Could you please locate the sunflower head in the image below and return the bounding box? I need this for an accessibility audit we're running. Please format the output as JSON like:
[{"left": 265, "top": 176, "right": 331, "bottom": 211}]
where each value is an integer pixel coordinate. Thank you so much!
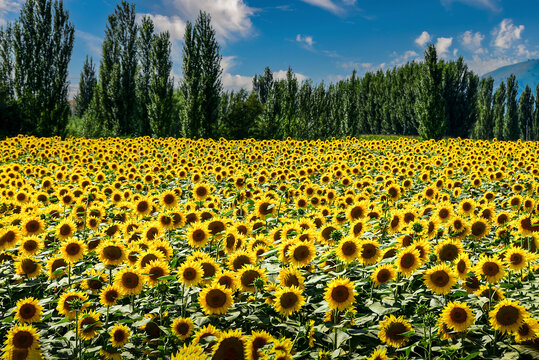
[
  {"left": 377, "top": 314, "right": 413, "bottom": 348},
  {"left": 171, "top": 317, "right": 194, "bottom": 340},
  {"left": 324, "top": 277, "right": 356, "bottom": 311},
  {"left": 14, "top": 297, "right": 43, "bottom": 324},
  {"left": 110, "top": 323, "right": 131, "bottom": 348}
]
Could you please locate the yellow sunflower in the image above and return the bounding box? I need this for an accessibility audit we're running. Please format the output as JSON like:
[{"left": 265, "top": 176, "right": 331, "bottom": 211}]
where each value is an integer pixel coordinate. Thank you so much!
[
  {"left": 211, "top": 329, "right": 246, "bottom": 360},
  {"left": 514, "top": 317, "right": 539, "bottom": 343},
  {"left": 377, "top": 314, "right": 413, "bottom": 348},
  {"left": 177, "top": 260, "right": 203, "bottom": 287},
  {"left": 78, "top": 310, "right": 101, "bottom": 340},
  {"left": 228, "top": 250, "right": 256, "bottom": 271},
  {"left": 60, "top": 238, "right": 87, "bottom": 263},
  {"left": 110, "top": 323, "right": 131, "bottom": 347},
  {"left": 98, "top": 240, "right": 126, "bottom": 267},
  {"left": 55, "top": 218, "right": 77, "bottom": 240},
  {"left": 287, "top": 241, "right": 316, "bottom": 268},
  {"left": 475, "top": 255, "right": 506, "bottom": 284},
  {"left": 424, "top": 263, "right": 457, "bottom": 295},
  {"left": 247, "top": 330, "right": 274, "bottom": 360},
  {"left": 273, "top": 286, "right": 305, "bottom": 317},
  {"left": 15, "top": 256, "right": 42, "bottom": 278},
  {"left": 18, "top": 236, "right": 44, "bottom": 256},
  {"left": 468, "top": 218, "right": 491, "bottom": 239},
  {"left": 453, "top": 254, "right": 471, "bottom": 279},
  {"left": 278, "top": 267, "right": 305, "bottom": 289},
  {"left": 199, "top": 283, "right": 233, "bottom": 315},
  {"left": 57, "top": 290, "right": 89, "bottom": 319},
  {"left": 0, "top": 226, "right": 21, "bottom": 251},
  {"left": 440, "top": 301, "right": 475, "bottom": 332},
  {"left": 160, "top": 190, "right": 178, "bottom": 209},
  {"left": 187, "top": 222, "right": 210, "bottom": 248},
  {"left": 5, "top": 323, "right": 40, "bottom": 351},
  {"left": 371, "top": 264, "right": 396, "bottom": 287},
  {"left": 367, "top": 347, "right": 388, "bottom": 360},
  {"left": 21, "top": 216, "right": 44, "bottom": 236},
  {"left": 238, "top": 265, "right": 267, "bottom": 292},
  {"left": 335, "top": 236, "right": 360, "bottom": 263},
  {"left": 114, "top": 267, "right": 145, "bottom": 296},
  {"left": 100, "top": 284, "right": 121, "bottom": 307},
  {"left": 504, "top": 246, "right": 529, "bottom": 272},
  {"left": 144, "top": 259, "right": 170, "bottom": 287},
  {"left": 171, "top": 317, "right": 194, "bottom": 340},
  {"left": 14, "top": 297, "right": 43, "bottom": 324},
  {"left": 435, "top": 239, "right": 463, "bottom": 263},
  {"left": 192, "top": 183, "right": 211, "bottom": 201},
  {"left": 396, "top": 247, "right": 421, "bottom": 277},
  {"left": 358, "top": 239, "right": 381, "bottom": 265},
  {"left": 489, "top": 299, "right": 529, "bottom": 333},
  {"left": 324, "top": 277, "right": 356, "bottom": 311}
]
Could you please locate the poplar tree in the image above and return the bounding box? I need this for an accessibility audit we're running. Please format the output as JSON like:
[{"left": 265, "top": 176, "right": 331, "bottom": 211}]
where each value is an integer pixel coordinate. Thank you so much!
[
  {"left": 74, "top": 56, "right": 97, "bottom": 117},
  {"left": 253, "top": 67, "right": 273, "bottom": 104},
  {"left": 6, "top": 0, "right": 74, "bottom": 136},
  {"left": 473, "top": 77, "right": 494, "bottom": 139},
  {"left": 148, "top": 31, "right": 174, "bottom": 138},
  {"left": 137, "top": 16, "right": 154, "bottom": 136},
  {"left": 503, "top": 74, "right": 519, "bottom": 140},
  {"left": 533, "top": 84, "right": 539, "bottom": 141},
  {"left": 415, "top": 44, "right": 445, "bottom": 140},
  {"left": 492, "top": 81, "right": 506, "bottom": 140},
  {"left": 182, "top": 21, "right": 201, "bottom": 138},
  {"left": 518, "top": 85, "right": 534, "bottom": 141}
]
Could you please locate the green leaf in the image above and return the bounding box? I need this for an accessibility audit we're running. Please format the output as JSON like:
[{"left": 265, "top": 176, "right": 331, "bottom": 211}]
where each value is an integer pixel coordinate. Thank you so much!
[{"left": 462, "top": 352, "right": 480, "bottom": 360}]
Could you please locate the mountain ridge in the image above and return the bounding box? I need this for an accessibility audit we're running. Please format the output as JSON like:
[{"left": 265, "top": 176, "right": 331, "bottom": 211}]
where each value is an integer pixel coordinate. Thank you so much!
[{"left": 482, "top": 59, "right": 539, "bottom": 94}]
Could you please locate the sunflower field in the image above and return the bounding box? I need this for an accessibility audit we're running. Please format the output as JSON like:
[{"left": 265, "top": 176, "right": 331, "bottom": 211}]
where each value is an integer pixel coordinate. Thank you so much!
[{"left": 0, "top": 135, "right": 538, "bottom": 360}]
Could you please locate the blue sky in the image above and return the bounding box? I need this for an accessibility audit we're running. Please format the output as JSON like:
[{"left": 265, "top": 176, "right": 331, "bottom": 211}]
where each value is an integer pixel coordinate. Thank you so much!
[{"left": 1, "top": 0, "right": 538, "bottom": 95}]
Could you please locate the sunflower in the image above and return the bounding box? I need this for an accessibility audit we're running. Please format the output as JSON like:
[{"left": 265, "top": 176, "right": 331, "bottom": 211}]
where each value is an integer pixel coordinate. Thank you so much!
[
  {"left": 495, "top": 211, "right": 512, "bottom": 226},
  {"left": 15, "top": 256, "right": 42, "bottom": 279},
  {"left": 46, "top": 256, "right": 68, "bottom": 280},
  {"left": 187, "top": 222, "right": 210, "bottom": 249},
  {"left": 476, "top": 285, "right": 505, "bottom": 302},
  {"left": 100, "top": 284, "right": 121, "bottom": 307},
  {"left": 489, "top": 299, "right": 530, "bottom": 333},
  {"left": 377, "top": 315, "right": 413, "bottom": 348},
  {"left": 238, "top": 265, "right": 267, "bottom": 292},
  {"left": 435, "top": 239, "right": 463, "bottom": 263},
  {"left": 215, "top": 271, "right": 238, "bottom": 291},
  {"left": 228, "top": 250, "right": 256, "bottom": 271},
  {"left": 440, "top": 301, "right": 475, "bottom": 332},
  {"left": 199, "top": 283, "right": 234, "bottom": 315},
  {"left": 396, "top": 247, "right": 421, "bottom": 277},
  {"left": 475, "top": 255, "right": 506, "bottom": 284},
  {"left": 278, "top": 267, "right": 305, "bottom": 289},
  {"left": 324, "top": 277, "right": 356, "bottom": 311},
  {"left": 98, "top": 240, "right": 126, "bottom": 267},
  {"left": 437, "top": 318, "right": 456, "bottom": 340},
  {"left": 114, "top": 267, "right": 145, "bottom": 296},
  {"left": 462, "top": 274, "right": 482, "bottom": 293},
  {"left": 212, "top": 329, "right": 246, "bottom": 360},
  {"left": 350, "top": 220, "right": 366, "bottom": 238},
  {"left": 192, "top": 323, "right": 221, "bottom": 346},
  {"left": 57, "top": 290, "right": 89, "bottom": 319},
  {"left": 110, "top": 323, "right": 131, "bottom": 347},
  {"left": 18, "top": 236, "right": 44, "bottom": 256},
  {"left": 192, "top": 183, "right": 211, "bottom": 201},
  {"left": 367, "top": 347, "right": 388, "bottom": 360},
  {"left": 5, "top": 323, "right": 40, "bottom": 351},
  {"left": 458, "top": 198, "right": 477, "bottom": 216},
  {"left": 14, "top": 297, "right": 43, "bottom": 324},
  {"left": 247, "top": 330, "right": 273, "bottom": 360},
  {"left": 346, "top": 202, "right": 367, "bottom": 222},
  {"left": 171, "top": 344, "right": 209, "bottom": 360},
  {"left": 60, "top": 238, "right": 86, "bottom": 263},
  {"left": 78, "top": 310, "right": 101, "bottom": 340},
  {"left": 453, "top": 254, "right": 471, "bottom": 279},
  {"left": 514, "top": 317, "right": 539, "bottom": 343},
  {"left": 171, "top": 317, "right": 194, "bottom": 340},
  {"left": 0, "top": 226, "right": 21, "bottom": 251},
  {"left": 287, "top": 241, "right": 316, "bottom": 268},
  {"left": 55, "top": 218, "right": 77, "bottom": 240},
  {"left": 134, "top": 197, "right": 152, "bottom": 216},
  {"left": 371, "top": 264, "right": 396, "bottom": 287},
  {"left": 254, "top": 199, "right": 276, "bottom": 219},
  {"left": 468, "top": 218, "right": 491, "bottom": 239},
  {"left": 387, "top": 211, "right": 403, "bottom": 234},
  {"left": 435, "top": 203, "right": 453, "bottom": 223},
  {"left": 424, "top": 263, "right": 457, "bottom": 295},
  {"left": 178, "top": 260, "right": 203, "bottom": 287},
  {"left": 144, "top": 259, "right": 170, "bottom": 287},
  {"left": 160, "top": 191, "right": 178, "bottom": 209},
  {"left": 81, "top": 268, "right": 108, "bottom": 294},
  {"left": 515, "top": 215, "right": 539, "bottom": 236},
  {"left": 448, "top": 216, "right": 469, "bottom": 239},
  {"left": 273, "top": 286, "right": 305, "bottom": 317},
  {"left": 504, "top": 246, "right": 529, "bottom": 272},
  {"left": 358, "top": 239, "right": 381, "bottom": 266},
  {"left": 335, "top": 236, "right": 360, "bottom": 263},
  {"left": 21, "top": 216, "right": 44, "bottom": 236}
]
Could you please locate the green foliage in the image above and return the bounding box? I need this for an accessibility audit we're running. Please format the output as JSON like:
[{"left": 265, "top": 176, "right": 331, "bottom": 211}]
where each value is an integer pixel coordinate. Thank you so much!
[
  {"left": 415, "top": 44, "right": 446, "bottom": 140},
  {"left": 136, "top": 16, "right": 155, "bottom": 136},
  {"left": 74, "top": 56, "right": 96, "bottom": 118},
  {"left": 518, "top": 84, "right": 534, "bottom": 141},
  {"left": 219, "top": 89, "right": 263, "bottom": 139},
  {"left": 492, "top": 81, "right": 506, "bottom": 139},
  {"left": 472, "top": 77, "right": 494, "bottom": 139},
  {"left": 534, "top": 84, "right": 539, "bottom": 141},
  {"left": 503, "top": 74, "right": 519, "bottom": 140}
]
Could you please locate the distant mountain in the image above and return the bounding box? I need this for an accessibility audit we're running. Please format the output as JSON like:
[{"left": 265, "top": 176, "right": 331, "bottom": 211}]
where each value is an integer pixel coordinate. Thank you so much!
[{"left": 482, "top": 59, "right": 539, "bottom": 95}]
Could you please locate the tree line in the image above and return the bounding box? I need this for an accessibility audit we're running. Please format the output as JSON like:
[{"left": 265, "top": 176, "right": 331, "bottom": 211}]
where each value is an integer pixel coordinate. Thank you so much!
[{"left": 1, "top": 0, "right": 538, "bottom": 141}]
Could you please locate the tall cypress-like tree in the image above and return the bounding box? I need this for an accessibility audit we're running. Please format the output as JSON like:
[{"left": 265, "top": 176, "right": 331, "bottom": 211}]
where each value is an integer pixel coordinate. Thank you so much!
[
  {"left": 8, "top": 0, "right": 74, "bottom": 136},
  {"left": 503, "top": 74, "right": 519, "bottom": 140},
  {"left": 196, "top": 11, "right": 222, "bottom": 138},
  {"left": 253, "top": 67, "right": 273, "bottom": 104},
  {"left": 94, "top": 0, "right": 138, "bottom": 136},
  {"left": 137, "top": 16, "right": 154, "bottom": 136},
  {"left": 182, "top": 21, "right": 200, "bottom": 138},
  {"left": 533, "top": 84, "right": 539, "bottom": 141},
  {"left": 148, "top": 31, "right": 174, "bottom": 138},
  {"left": 518, "top": 85, "right": 534, "bottom": 141},
  {"left": 415, "top": 44, "right": 445, "bottom": 140},
  {"left": 74, "top": 56, "right": 97, "bottom": 117},
  {"left": 473, "top": 77, "right": 494, "bottom": 139},
  {"left": 492, "top": 81, "right": 505, "bottom": 139},
  {"left": 0, "top": 25, "right": 20, "bottom": 137}
]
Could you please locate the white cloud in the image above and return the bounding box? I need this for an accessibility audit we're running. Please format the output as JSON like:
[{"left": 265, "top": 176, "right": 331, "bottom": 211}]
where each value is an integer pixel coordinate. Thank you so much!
[
  {"left": 273, "top": 69, "right": 308, "bottom": 83},
  {"left": 165, "top": 0, "right": 256, "bottom": 42},
  {"left": 415, "top": 31, "right": 431, "bottom": 47},
  {"left": 390, "top": 50, "right": 420, "bottom": 66},
  {"left": 466, "top": 54, "right": 517, "bottom": 75},
  {"left": 296, "top": 34, "right": 315, "bottom": 49},
  {"left": 0, "top": 0, "right": 22, "bottom": 25},
  {"left": 493, "top": 19, "right": 524, "bottom": 50},
  {"left": 138, "top": 14, "right": 186, "bottom": 42},
  {"left": 299, "top": 0, "right": 342, "bottom": 15},
  {"left": 516, "top": 44, "right": 539, "bottom": 59},
  {"left": 461, "top": 30, "right": 484, "bottom": 53},
  {"left": 77, "top": 30, "right": 102, "bottom": 57},
  {"left": 435, "top": 37, "right": 453, "bottom": 57},
  {"left": 220, "top": 55, "right": 253, "bottom": 90},
  {"left": 440, "top": 0, "right": 501, "bottom": 12}
]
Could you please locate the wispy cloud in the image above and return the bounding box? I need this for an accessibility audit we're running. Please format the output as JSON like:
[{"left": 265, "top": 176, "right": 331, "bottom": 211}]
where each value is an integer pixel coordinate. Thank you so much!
[
  {"left": 435, "top": 37, "right": 453, "bottom": 57},
  {"left": 441, "top": 0, "right": 501, "bottom": 12},
  {"left": 493, "top": 19, "right": 524, "bottom": 50},
  {"left": 415, "top": 31, "right": 431, "bottom": 47},
  {"left": 296, "top": 34, "right": 315, "bottom": 50},
  {"left": 461, "top": 30, "right": 485, "bottom": 53},
  {"left": 0, "top": 0, "right": 22, "bottom": 25},
  {"left": 273, "top": 69, "right": 308, "bottom": 83},
  {"left": 299, "top": 0, "right": 342, "bottom": 15},
  {"left": 77, "top": 30, "right": 103, "bottom": 57}
]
